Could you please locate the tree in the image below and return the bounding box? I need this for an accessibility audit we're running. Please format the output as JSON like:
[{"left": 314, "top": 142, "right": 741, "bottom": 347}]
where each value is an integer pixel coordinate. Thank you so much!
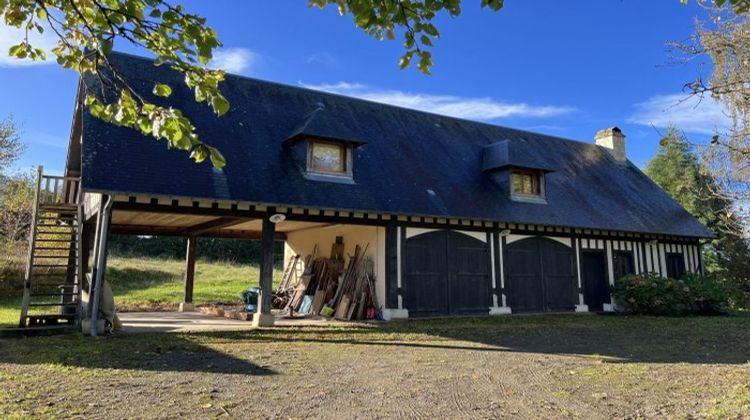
[
  {"left": 0, "top": 171, "right": 34, "bottom": 242},
  {"left": 0, "top": 117, "right": 25, "bottom": 173},
  {"left": 646, "top": 127, "right": 750, "bottom": 291},
  {"left": 673, "top": 3, "right": 750, "bottom": 230},
  {"left": 0, "top": 118, "right": 33, "bottom": 244}
]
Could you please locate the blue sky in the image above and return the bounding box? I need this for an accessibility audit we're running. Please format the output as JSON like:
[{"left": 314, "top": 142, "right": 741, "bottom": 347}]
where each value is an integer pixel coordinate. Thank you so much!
[{"left": 0, "top": 0, "right": 730, "bottom": 174}]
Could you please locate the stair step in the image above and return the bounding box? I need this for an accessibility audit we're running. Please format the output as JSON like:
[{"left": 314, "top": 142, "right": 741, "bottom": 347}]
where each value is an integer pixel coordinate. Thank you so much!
[
  {"left": 22, "top": 314, "right": 76, "bottom": 328},
  {"left": 31, "top": 274, "right": 75, "bottom": 279},
  {"left": 27, "top": 302, "right": 77, "bottom": 307},
  {"left": 33, "top": 239, "right": 76, "bottom": 243},
  {"left": 30, "top": 292, "right": 78, "bottom": 297},
  {"left": 31, "top": 283, "right": 77, "bottom": 288},
  {"left": 38, "top": 204, "right": 79, "bottom": 210},
  {"left": 32, "top": 263, "right": 77, "bottom": 267},
  {"left": 35, "top": 247, "right": 77, "bottom": 251}
]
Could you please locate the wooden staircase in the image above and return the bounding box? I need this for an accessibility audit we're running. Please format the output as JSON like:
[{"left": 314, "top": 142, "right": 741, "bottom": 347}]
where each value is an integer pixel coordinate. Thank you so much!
[{"left": 18, "top": 167, "right": 83, "bottom": 328}]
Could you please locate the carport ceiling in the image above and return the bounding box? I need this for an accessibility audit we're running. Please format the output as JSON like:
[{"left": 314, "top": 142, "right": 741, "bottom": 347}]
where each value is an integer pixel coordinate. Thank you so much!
[{"left": 110, "top": 210, "right": 329, "bottom": 238}]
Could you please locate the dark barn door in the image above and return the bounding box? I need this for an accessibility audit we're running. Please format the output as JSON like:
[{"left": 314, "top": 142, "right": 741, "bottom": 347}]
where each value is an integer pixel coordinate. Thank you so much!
[
  {"left": 504, "top": 237, "right": 576, "bottom": 313},
  {"left": 581, "top": 251, "right": 610, "bottom": 312},
  {"left": 504, "top": 238, "right": 544, "bottom": 312},
  {"left": 449, "top": 232, "right": 492, "bottom": 314},
  {"left": 403, "top": 230, "right": 491, "bottom": 316}
]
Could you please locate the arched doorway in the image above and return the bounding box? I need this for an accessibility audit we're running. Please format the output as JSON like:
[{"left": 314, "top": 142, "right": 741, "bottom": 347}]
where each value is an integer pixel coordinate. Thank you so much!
[
  {"left": 504, "top": 237, "right": 577, "bottom": 313},
  {"left": 403, "top": 230, "right": 491, "bottom": 317}
]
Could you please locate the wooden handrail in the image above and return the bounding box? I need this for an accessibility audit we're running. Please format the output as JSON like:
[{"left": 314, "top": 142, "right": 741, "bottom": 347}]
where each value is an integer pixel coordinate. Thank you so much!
[{"left": 37, "top": 168, "right": 82, "bottom": 206}]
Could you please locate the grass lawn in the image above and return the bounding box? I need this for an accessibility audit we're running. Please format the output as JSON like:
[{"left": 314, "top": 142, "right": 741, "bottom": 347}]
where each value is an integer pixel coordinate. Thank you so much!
[
  {"left": 106, "top": 256, "right": 282, "bottom": 311},
  {"left": 1, "top": 314, "right": 749, "bottom": 418},
  {"left": 0, "top": 256, "right": 282, "bottom": 326}
]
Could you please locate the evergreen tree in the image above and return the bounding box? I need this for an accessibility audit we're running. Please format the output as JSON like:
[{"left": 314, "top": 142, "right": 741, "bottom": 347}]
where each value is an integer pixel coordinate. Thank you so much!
[{"left": 645, "top": 127, "right": 750, "bottom": 291}]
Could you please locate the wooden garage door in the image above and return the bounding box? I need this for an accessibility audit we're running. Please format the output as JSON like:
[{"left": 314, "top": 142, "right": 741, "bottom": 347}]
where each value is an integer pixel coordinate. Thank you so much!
[
  {"left": 505, "top": 237, "right": 577, "bottom": 313},
  {"left": 404, "top": 230, "right": 491, "bottom": 317}
]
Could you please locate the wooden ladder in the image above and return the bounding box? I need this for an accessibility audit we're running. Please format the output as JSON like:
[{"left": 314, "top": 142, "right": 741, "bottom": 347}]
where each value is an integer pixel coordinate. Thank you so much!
[{"left": 18, "top": 167, "right": 84, "bottom": 328}]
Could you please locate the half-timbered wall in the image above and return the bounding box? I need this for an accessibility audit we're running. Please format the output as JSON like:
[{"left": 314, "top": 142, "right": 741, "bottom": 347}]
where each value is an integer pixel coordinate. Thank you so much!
[
  {"left": 101, "top": 193, "right": 704, "bottom": 318},
  {"left": 385, "top": 226, "right": 703, "bottom": 317}
]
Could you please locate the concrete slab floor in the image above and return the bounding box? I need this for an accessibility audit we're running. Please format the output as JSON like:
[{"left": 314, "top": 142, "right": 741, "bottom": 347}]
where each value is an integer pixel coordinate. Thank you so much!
[{"left": 118, "top": 310, "right": 359, "bottom": 333}]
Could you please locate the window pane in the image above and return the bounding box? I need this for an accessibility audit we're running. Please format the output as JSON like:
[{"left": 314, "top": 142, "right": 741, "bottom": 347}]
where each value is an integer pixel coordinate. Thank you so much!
[
  {"left": 522, "top": 174, "right": 533, "bottom": 194},
  {"left": 512, "top": 174, "right": 523, "bottom": 194},
  {"left": 511, "top": 171, "right": 541, "bottom": 196},
  {"left": 311, "top": 142, "right": 344, "bottom": 173}
]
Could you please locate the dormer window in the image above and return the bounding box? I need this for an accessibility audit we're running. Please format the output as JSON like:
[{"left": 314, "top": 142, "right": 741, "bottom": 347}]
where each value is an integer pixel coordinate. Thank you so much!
[
  {"left": 310, "top": 140, "right": 346, "bottom": 174},
  {"left": 511, "top": 169, "right": 545, "bottom": 200},
  {"left": 305, "top": 139, "right": 353, "bottom": 180}
]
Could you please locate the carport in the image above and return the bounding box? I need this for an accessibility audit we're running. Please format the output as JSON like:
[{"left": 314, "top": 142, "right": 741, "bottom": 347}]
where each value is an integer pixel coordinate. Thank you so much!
[{"left": 81, "top": 193, "right": 390, "bottom": 332}]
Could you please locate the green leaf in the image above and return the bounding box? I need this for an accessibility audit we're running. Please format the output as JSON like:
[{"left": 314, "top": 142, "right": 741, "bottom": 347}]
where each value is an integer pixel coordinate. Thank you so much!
[
  {"left": 101, "top": 38, "right": 113, "bottom": 55},
  {"left": 210, "top": 95, "right": 230, "bottom": 115},
  {"left": 209, "top": 147, "right": 227, "bottom": 168},
  {"left": 35, "top": 7, "right": 47, "bottom": 21},
  {"left": 153, "top": 83, "right": 173, "bottom": 97}
]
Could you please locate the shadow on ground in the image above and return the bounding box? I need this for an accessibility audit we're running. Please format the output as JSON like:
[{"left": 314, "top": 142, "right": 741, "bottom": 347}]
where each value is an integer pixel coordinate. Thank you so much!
[
  {"left": 2, "top": 313, "right": 748, "bottom": 374},
  {"left": 187, "top": 313, "right": 750, "bottom": 365},
  {"left": 0, "top": 332, "right": 275, "bottom": 376}
]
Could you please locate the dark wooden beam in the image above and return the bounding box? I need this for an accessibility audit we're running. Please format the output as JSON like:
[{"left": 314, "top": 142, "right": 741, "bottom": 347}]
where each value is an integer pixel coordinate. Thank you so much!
[
  {"left": 258, "top": 217, "right": 275, "bottom": 315},
  {"left": 109, "top": 224, "right": 287, "bottom": 240},
  {"left": 183, "top": 217, "right": 249, "bottom": 236},
  {"left": 184, "top": 237, "right": 197, "bottom": 304}
]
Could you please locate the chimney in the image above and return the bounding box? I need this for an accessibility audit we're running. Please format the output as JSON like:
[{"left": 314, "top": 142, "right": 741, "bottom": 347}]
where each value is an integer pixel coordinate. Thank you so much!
[{"left": 595, "top": 127, "right": 626, "bottom": 162}]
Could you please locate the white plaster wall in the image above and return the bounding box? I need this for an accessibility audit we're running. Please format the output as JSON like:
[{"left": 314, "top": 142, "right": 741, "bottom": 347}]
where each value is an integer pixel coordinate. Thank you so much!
[{"left": 283, "top": 224, "right": 386, "bottom": 308}]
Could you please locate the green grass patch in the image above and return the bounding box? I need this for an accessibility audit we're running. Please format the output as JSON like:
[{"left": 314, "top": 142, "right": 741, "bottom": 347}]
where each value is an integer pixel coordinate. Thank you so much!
[
  {"left": 0, "top": 255, "right": 283, "bottom": 325},
  {"left": 106, "top": 256, "right": 282, "bottom": 311}
]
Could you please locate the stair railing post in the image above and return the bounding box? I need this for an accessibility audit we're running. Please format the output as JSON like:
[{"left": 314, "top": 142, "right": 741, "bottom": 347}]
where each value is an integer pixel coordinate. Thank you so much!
[
  {"left": 74, "top": 188, "right": 84, "bottom": 326},
  {"left": 18, "top": 166, "right": 44, "bottom": 328}
]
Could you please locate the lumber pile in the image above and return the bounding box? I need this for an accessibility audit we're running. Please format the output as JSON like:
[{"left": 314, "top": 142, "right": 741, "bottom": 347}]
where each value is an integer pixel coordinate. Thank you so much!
[{"left": 278, "top": 237, "right": 380, "bottom": 320}]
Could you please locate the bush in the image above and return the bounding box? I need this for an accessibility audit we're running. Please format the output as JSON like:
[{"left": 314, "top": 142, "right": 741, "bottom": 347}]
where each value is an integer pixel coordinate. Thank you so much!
[
  {"left": 0, "top": 239, "right": 26, "bottom": 298},
  {"left": 613, "top": 272, "right": 740, "bottom": 316}
]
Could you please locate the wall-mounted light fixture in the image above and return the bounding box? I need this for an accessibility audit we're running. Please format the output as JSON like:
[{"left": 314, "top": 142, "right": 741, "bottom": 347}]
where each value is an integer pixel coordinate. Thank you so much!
[
  {"left": 269, "top": 214, "right": 286, "bottom": 224},
  {"left": 648, "top": 239, "right": 658, "bottom": 246},
  {"left": 499, "top": 229, "right": 511, "bottom": 237}
]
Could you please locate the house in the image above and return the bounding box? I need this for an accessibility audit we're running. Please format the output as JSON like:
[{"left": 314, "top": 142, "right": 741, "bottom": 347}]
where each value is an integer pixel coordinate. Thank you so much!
[{"left": 22, "top": 52, "right": 711, "bottom": 329}]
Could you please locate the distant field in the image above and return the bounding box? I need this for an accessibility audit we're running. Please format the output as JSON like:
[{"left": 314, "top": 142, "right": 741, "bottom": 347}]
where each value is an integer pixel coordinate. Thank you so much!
[{"left": 0, "top": 256, "right": 282, "bottom": 326}]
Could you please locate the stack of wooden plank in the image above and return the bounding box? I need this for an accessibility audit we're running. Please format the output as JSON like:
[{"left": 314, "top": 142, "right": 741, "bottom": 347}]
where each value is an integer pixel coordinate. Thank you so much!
[
  {"left": 331, "top": 244, "right": 379, "bottom": 321},
  {"left": 281, "top": 240, "right": 380, "bottom": 320}
]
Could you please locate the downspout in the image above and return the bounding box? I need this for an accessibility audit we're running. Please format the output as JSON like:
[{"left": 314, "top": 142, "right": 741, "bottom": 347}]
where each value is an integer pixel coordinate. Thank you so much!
[{"left": 90, "top": 195, "right": 113, "bottom": 337}]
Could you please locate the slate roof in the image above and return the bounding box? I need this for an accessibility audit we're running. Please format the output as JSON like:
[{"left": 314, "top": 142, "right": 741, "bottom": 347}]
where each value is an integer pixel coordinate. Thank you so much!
[{"left": 79, "top": 52, "right": 712, "bottom": 238}]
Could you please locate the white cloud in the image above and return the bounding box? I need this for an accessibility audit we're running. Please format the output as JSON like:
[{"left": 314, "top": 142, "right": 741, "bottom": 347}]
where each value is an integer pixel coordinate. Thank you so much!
[
  {"left": 300, "top": 82, "right": 576, "bottom": 120},
  {"left": 209, "top": 47, "right": 258, "bottom": 74},
  {"left": 306, "top": 52, "right": 340, "bottom": 69},
  {"left": 629, "top": 93, "right": 732, "bottom": 135},
  {"left": 0, "top": 25, "right": 58, "bottom": 67}
]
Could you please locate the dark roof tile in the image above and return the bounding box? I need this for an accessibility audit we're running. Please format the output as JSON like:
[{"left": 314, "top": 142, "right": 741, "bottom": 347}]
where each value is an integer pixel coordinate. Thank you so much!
[{"left": 80, "top": 52, "right": 712, "bottom": 238}]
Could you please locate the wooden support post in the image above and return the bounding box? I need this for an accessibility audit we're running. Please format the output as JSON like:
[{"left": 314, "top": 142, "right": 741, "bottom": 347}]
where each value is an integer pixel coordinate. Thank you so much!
[
  {"left": 253, "top": 217, "right": 275, "bottom": 327},
  {"left": 180, "top": 236, "right": 197, "bottom": 312}
]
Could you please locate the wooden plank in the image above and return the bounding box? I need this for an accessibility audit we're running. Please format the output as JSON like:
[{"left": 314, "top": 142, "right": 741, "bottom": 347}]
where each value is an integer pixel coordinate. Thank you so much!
[{"left": 183, "top": 217, "right": 250, "bottom": 235}]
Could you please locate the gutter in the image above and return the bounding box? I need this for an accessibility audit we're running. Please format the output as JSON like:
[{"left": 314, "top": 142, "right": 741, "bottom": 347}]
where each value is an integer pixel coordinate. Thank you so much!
[{"left": 89, "top": 195, "right": 113, "bottom": 337}]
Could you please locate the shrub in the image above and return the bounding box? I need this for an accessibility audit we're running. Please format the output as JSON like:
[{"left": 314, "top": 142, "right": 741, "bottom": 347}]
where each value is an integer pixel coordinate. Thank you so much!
[
  {"left": 613, "top": 272, "right": 740, "bottom": 316},
  {"left": 0, "top": 239, "right": 26, "bottom": 298}
]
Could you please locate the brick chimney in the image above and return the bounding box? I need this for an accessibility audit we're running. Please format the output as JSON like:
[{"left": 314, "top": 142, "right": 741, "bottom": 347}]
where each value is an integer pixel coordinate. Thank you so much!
[{"left": 595, "top": 127, "right": 626, "bottom": 162}]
